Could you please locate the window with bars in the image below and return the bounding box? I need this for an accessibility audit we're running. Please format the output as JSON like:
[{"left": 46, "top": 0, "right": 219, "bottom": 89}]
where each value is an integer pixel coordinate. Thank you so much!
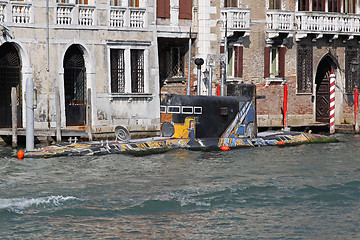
[
  {"left": 131, "top": 49, "right": 144, "bottom": 93},
  {"left": 297, "top": 45, "right": 313, "bottom": 93},
  {"left": 165, "top": 47, "right": 185, "bottom": 79},
  {"left": 110, "top": 49, "right": 125, "bottom": 93},
  {"left": 345, "top": 46, "right": 360, "bottom": 93}
]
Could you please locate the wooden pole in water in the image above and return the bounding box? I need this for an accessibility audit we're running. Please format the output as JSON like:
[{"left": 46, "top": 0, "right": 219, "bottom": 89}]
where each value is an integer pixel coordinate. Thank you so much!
[
  {"left": 87, "top": 88, "right": 92, "bottom": 141},
  {"left": 55, "top": 87, "right": 61, "bottom": 142},
  {"left": 355, "top": 88, "right": 359, "bottom": 133},
  {"left": 329, "top": 69, "right": 336, "bottom": 134},
  {"left": 283, "top": 83, "right": 288, "bottom": 130},
  {"left": 11, "top": 87, "right": 17, "bottom": 148}
]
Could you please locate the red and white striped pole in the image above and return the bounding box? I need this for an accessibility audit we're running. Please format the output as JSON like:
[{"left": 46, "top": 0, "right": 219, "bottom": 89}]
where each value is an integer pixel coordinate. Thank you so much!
[
  {"left": 355, "top": 88, "right": 359, "bottom": 133},
  {"left": 283, "top": 83, "right": 288, "bottom": 130},
  {"left": 329, "top": 69, "right": 336, "bottom": 134}
]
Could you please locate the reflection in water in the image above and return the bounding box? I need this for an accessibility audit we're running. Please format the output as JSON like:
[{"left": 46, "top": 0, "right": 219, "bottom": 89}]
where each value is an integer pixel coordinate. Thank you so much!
[{"left": 0, "top": 134, "right": 360, "bottom": 239}]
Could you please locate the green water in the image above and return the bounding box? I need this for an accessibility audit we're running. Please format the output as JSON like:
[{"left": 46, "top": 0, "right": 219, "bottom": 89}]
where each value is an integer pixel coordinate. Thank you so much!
[{"left": 1, "top": 134, "right": 359, "bottom": 239}]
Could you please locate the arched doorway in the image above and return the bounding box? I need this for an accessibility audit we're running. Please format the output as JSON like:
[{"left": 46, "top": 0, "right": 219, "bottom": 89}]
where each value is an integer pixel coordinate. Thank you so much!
[
  {"left": 0, "top": 43, "right": 22, "bottom": 128},
  {"left": 315, "top": 56, "right": 334, "bottom": 123},
  {"left": 64, "top": 45, "right": 86, "bottom": 126}
]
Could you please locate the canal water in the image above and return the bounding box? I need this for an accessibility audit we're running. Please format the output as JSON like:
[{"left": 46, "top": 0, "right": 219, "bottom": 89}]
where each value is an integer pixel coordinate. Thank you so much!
[{"left": 0, "top": 134, "right": 359, "bottom": 239}]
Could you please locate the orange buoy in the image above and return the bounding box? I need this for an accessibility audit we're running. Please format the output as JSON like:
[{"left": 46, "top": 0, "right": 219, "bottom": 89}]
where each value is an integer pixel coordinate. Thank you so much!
[
  {"left": 220, "top": 145, "right": 230, "bottom": 151},
  {"left": 278, "top": 141, "right": 285, "bottom": 147},
  {"left": 17, "top": 149, "right": 24, "bottom": 160}
]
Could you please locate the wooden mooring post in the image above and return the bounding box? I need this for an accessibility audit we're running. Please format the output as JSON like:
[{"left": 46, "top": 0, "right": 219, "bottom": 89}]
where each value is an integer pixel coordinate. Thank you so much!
[
  {"left": 55, "top": 87, "right": 62, "bottom": 142},
  {"left": 11, "top": 87, "right": 17, "bottom": 148},
  {"left": 87, "top": 88, "right": 92, "bottom": 141}
]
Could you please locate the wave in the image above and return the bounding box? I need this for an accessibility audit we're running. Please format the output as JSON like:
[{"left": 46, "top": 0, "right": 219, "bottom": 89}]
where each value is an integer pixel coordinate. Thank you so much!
[
  {"left": 0, "top": 195, "right": 82, "bottom": 214},
  {"left": 123, "top": 180, "right": 360, "bottom": 214}
]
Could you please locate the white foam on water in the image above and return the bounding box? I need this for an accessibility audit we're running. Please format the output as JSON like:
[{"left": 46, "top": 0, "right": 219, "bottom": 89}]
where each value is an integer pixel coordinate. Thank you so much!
[{"left": 0, "top": 195, "right": 80, "bottom": 214}]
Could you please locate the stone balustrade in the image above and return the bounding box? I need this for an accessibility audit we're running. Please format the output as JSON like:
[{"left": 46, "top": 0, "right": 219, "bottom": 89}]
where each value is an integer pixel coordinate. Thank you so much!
[
  {"left": 295, "top": 12, "right": 360, "bottom": 34},
  {"left": 57, "top": 4, "right": 73, "bottom": 25},
  {"left": 221, "top": 8, "right": 250, "bottom": 30},
  {"left": 110, "top": 7, "right": 126, "bottom": 27},
  {"left": 12, "top": 2, "right": 31, "bottom": 24},
  {"left": 267, "top": 10, "right": 294, "bottom": 31}
]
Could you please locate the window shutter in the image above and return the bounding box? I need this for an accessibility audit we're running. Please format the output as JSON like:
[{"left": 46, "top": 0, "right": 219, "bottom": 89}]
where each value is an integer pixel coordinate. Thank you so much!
[
  {"left": 179, "top": 0, "right": 192, "bottom": 19},
  {"left": 264, "top": 47, "right": 270, "bottom": 78},
  {"left": 157, "top": 0, "right": 170, "bottom": 18},
  {"left": 279, "top": 47, "right": 285, "bottom": 78},
  {"left": 234, "top": 46, "right": 243, "bottom": 78}
]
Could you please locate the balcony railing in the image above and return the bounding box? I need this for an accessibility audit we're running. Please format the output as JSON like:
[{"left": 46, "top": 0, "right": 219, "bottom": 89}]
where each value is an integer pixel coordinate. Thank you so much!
[
  {"left": 57, "top": 4, "right": 73, "bottom": 25},
  {"left": 129, "top": 8, "right": 145, "bottom": 28},
  {"left": 12, "top": 2, "right": 31, "bottom": 24},
  {"left": 221, "top": 8, "right": 250, "bottom": 37},
  {"left": 78, "top": 5, "right": 94, "bottom": 26},
  {"left": 266, "top": 10, "right": 294, "bottom": 39},
  {"left": 56, "top": 4, "right": 96, "bottom": 26},
  {"left": 295, "top": 12, "right": 360, "bottom": 40},
  {"left": 110, "top": 7, "right": 125, "bottom": 27},
  {"left": 267, "top": 10, "right": 294, "bottom": 31},
  {"left": 0, "top": 3, "right": 5, "bottom": 22}
]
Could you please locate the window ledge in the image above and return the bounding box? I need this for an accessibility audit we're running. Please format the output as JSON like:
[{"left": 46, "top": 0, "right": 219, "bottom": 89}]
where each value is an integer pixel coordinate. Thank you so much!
[
  {"left": 110, "top": 93, "right": 154, "bottom": 102},
  {"left": 265, "top": 77, "right": 286, "bottom": 86}
]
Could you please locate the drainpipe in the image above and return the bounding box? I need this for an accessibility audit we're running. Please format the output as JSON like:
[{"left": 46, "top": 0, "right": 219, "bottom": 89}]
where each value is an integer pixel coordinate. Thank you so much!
[
  {"left": 221, "top": 18, "right": 228, "bottom": 96},
  {"left": 46, "top": 0, "right": 49, "bottom": 72},
  {"left": 355, "top": 88, "right": 359, "bottom": 133},
  {"left": 187, "top": 28, "right": 192, "bottom": 95}
]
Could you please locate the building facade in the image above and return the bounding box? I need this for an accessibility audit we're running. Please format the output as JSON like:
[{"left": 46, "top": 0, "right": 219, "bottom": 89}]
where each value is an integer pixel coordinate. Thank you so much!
[
  {"left": 161, "top": 0, "right": 360, "bottom": 129},
  {"left": 0, "top": 0, "right": 160, "bottom": 138},
  {"left": 1, "top": 0, "right": 360, "bottom": 140}
]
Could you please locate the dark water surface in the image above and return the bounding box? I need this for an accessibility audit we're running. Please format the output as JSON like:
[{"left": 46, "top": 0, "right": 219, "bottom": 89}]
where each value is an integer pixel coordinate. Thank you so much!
[{"left": 1, "top": 134, "right": 359, "bottom": 239}]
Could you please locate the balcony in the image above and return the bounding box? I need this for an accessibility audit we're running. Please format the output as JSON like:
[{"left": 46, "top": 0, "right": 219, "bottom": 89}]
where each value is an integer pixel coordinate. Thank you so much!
[
  {"left": 295, "top": 12, "right": 360, "bottom": 41},
  {"left": 266, "top": 10, "right": 294, "bottom": 40},
  {"left": 109, "top": 7, "right": 146, "bottom": 28},
  {"left": 0, "top": 1, "right": 32, "bottom": 24},
  {"left": 221, "top": 8, "right": 250, "bottom": 38},
  {"left": 56, "top": 4, "right": 95, "bottom": 26}
]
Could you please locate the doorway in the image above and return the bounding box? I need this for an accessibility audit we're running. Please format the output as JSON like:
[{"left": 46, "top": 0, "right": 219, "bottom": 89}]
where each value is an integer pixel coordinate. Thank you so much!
[
  {"left": 64, "top": 45, "right": 86, "bottom": 126},
  {"left": 0, "top": 43, "right": 22, "bottom": 128},
  {"left": 315, "top": 57, "right": 333, "bottom": 123}
]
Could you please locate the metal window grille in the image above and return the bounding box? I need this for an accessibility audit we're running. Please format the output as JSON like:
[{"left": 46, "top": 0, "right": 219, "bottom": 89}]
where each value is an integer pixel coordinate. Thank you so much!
[
  {"left": 131, "top": 49, "right": 144, "bottom": 93},
  {"left": 345, "top": 46, "right": 359, "bottom": 93},
  {"left": 297, "top": 45, "right": 313, "bottom": 93},
  {"left": 165, "top": 47, "right": 184, "bottom": 79},
  {"left": 64, "top": 52, "right": 85, "bottom": 105},
  {"left": 110, "top": 49, "right": 125, "bottom": 93}
]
